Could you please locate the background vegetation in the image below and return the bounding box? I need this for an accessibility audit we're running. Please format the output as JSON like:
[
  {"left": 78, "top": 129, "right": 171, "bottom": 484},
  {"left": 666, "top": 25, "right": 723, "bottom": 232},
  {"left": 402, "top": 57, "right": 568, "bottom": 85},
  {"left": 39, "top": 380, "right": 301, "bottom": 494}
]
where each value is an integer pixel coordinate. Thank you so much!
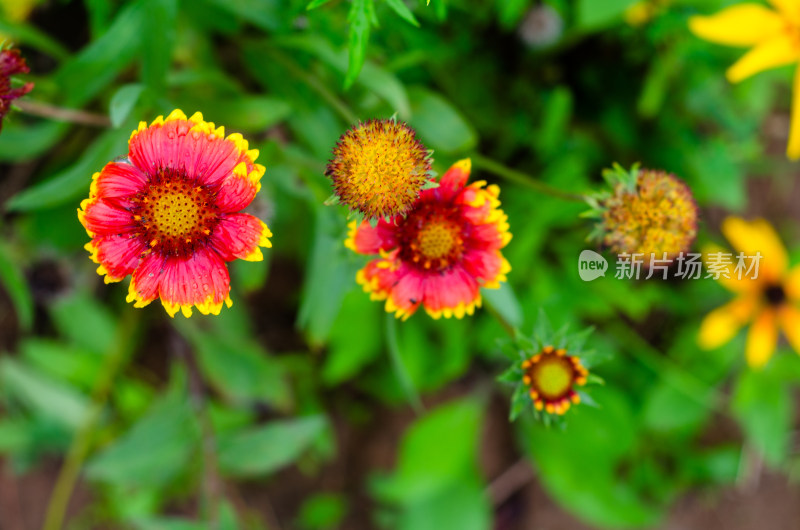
[{"left": 1, "top": 0, "right": 800, "bottom": 528}]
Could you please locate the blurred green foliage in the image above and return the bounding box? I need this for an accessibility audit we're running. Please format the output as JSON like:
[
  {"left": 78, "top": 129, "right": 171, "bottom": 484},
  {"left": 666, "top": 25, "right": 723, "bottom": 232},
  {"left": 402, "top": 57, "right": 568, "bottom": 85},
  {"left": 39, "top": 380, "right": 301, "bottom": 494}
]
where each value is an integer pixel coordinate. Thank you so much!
[{"left": 1, "top": 0, "right": 799, "bottom": 528}]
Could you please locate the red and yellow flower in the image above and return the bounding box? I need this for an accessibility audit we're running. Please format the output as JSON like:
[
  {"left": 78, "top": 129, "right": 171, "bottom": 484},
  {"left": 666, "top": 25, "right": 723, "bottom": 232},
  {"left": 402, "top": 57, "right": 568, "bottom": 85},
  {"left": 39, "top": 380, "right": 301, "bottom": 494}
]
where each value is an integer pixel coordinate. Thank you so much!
[
  {"left": 699, "top": 217, "right": 800, "bottom": 368},
  {"left": 521, "top": 345, "right": 588, "bottom": 415},
  {"left": 0, "top": 46, "right": 33, "bottom": 131},
  {"left": 78, "top": 109, "right": 272, "bottom": 317},
  {"left": 346, "top": 159, "right": 511, "bottom": 320}
]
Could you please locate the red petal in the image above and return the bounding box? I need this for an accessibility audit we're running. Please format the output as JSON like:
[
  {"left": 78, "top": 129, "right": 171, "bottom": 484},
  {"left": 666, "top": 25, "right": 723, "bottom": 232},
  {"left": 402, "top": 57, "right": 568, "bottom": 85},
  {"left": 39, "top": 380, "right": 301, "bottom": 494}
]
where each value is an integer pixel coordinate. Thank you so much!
[
  {"left": 422, "top": 265, "right": 479, "bottom": 314},
  {"left": 79, "top": 198, "right": 137, "bottom": 236},
  {"left": 347, "top": 219, "right": 398, "bottom": 255},
  {"left": 436, "top": 159, "right": 471, "bottom": 201},
  {"left": 88, "top": 234, "right": 147, "bottom": 282},
  {"left": 214, "top": 168, "right": 259, "bottom": 213},
  {"left": 128, "top": 251, "right": 167, "bottom": 306},
  {"left": 159, "top": 247, "right": 231, "bottom": 316},
  {"left": 93, "top": 162, "right": 147, "bottom": 199},
  {"left": 209, "top": 213, "right": 271, "bottom": 262}
]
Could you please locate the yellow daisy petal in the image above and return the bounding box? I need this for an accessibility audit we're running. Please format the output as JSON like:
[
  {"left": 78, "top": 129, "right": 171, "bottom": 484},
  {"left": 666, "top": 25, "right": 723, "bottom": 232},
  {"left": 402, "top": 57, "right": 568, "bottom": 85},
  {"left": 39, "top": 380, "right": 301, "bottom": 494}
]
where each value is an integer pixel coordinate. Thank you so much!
[
  {"left": 699, "top": 295, "right": 758, "bottom": 349},
  {"left": 721, "top": 217, "right": 788, "bottom": 282},
  {"left": 726, "top": 35, "right": 798, "bottom": 83},
  {"left": 745, "top": 309, "right": 778, "bottom": 368},
  {"left": 689, "top": 5, "right": 786, "bottom": 47},
  {"left": 769, "top": 0, "right": 800, "bottom": 25},
  {"left": 789, "top": 66, "right": 800, "bottom": 160},
  {"left": 779, "top": 305, "right": 800, "bottom": 354},
  {"left": 784, "top": 265, "right": 800, "bottom": 301}
]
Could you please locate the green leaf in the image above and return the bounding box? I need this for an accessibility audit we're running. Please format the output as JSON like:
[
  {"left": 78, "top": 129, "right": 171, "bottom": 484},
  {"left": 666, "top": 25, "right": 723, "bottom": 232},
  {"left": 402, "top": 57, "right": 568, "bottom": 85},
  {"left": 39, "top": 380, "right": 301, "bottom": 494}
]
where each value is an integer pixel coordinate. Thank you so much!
[
  {"left": 275, "top": 35, "right": 411, "bottom": 118},
  {"left": 140, "top": 0, "right": 178, "bottom": 93},
  {"left": 48, "top": 292, "right": 118, "bottom": 354},
  {"left": 732, "top": 368, "right": 792, "bottom": 467},
  {"left": 86, "top": 389, "right": 199, "bottom": 487},
  {"left": 7, "top": 125, "right": 132, "bottom": 211},
  {"left": 217, "top": 416, "right": 327, "bottom": 477},
  {"left": 322, "top": 289, "right": 383, "bottom": 385},
  {"left": 306, "top": 0, "right": 333, "bottom": 9},
  {"left": 297, "top": 493, "right": 347, "bottom": 530},
  {"left": 0, "top": 19, "right": 70, "bottom": 60},
  {"left": 0, "top": 357, "right": 91, "bottom": 431},
  {"left": 174, "top": 315, "right": 292, "bottom": 410},
  {"left": 374, "top": 398, "right": 483, "bottom": 502},
  {"left": 482, "top": 283, "right": 523, "bottom": 330},
  {"left": 407, "top": 87, "right": 477, "bottom": 153},
  {"left": 385, "top": 0, "right": 420, "bottom": 27},
  {"left": 0, "top": 242, "right": 33, "bottom": 330},
  {"left": 55, "top": 1, "right": 145, "bottom": 106},
  {"left": 576, "top": 0, "right": 638, "bottom": 29},
  {"left": 297, "top": 207, "right": 361, "bottom": 345},
  {"left": 109, "top": 84, "right": 145, "bottom": 128},
  {"left": 391, "top": 478, "right": 491, "bottom": 530},
  {"left": 345, "top": 0, "right": 374, "bottom": 89}
]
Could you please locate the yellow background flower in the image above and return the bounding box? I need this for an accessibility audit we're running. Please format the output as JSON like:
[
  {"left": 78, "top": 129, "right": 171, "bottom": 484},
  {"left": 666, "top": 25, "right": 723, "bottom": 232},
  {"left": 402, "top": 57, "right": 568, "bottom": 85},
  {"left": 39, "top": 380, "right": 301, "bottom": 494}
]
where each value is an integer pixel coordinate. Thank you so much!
[
  {"left": 699, "top": 217, "right": 800, "bottom": 367},
  {"left": 689, "top": 1, "right": 800, "bottom": 158}
]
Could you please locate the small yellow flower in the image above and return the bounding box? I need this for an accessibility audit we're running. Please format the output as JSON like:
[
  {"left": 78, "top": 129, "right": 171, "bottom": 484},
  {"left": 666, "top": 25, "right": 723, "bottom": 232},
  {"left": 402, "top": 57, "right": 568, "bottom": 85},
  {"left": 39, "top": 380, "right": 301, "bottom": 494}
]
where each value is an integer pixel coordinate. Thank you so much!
[
  {"left": 689, "top": 1, "right": 800, "bottom": 159},
  {"left": 699, "top": 217, "right": 800, "bottom": 368},
  {"left": 325, "top": 119, "right": 432, "bottom": 221}
]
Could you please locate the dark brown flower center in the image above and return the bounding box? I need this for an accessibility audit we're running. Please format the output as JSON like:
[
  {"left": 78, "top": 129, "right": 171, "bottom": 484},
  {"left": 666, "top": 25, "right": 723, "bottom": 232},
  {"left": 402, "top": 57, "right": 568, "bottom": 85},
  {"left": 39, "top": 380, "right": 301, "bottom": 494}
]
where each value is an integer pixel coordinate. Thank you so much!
[
  {"left": 764, "top": 284, "right": 787, "bottom": 306},
  {"left": 132, "top": 168, "right": 219, "bottom": 256}
]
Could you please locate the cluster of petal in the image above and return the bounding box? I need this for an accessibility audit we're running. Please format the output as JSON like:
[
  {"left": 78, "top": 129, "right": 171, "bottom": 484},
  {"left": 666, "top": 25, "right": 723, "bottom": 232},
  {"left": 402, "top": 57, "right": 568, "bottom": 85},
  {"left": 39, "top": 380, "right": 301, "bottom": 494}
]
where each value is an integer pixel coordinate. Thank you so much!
[
  {"left": 521, "top": 345, "right": 587, "bottom": 415},
  {"left": 78, "top": 109, "right": 271, "bottom": 318},
  {"left": 346, "top": 159, "right": 511, "bottom": 320},
  {"left": 599, "top": 168, "right": 698, "bottom": 258},
  {"left": 0, "top": 47, "right": 33, "bottom": 132},
  {"left": 689, "top": 1, "right": 800, "bottom": 159},
  {"left": 699, "top": 217, "right": 800, "bottom": 368},
  {"left": 326, "top": 119, "right": 432, "bottom": 221}
]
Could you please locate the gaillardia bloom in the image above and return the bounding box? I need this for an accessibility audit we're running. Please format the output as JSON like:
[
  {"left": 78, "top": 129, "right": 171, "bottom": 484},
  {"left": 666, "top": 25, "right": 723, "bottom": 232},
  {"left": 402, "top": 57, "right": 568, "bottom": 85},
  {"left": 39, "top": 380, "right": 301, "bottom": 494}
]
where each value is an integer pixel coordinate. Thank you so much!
[
  {"left": 0, "top": 46, "right": 33, "bottom": 132},
  {"left": 689, "top": 1, "right": 800, "bottom": 158},
  {"left": 699, "top": 217, "right": 800, "bottom": 368},
  {"left": 346, "top": 159, "right": 511, "bottom": 320},
  {"left": 585, "top": 164, "right": 698, "bottom": 258},
  {"left": 78, "top": 110, "right": 272, "bottom": 317},
  {"left": 326, "top": 119, "right": 432, "bottom": 221},
  {"left": 498, "top": 320, "right": 600, "bottom": 422},
  {"left": 521, "top": 346, "right": 587, "bottom": 415}
]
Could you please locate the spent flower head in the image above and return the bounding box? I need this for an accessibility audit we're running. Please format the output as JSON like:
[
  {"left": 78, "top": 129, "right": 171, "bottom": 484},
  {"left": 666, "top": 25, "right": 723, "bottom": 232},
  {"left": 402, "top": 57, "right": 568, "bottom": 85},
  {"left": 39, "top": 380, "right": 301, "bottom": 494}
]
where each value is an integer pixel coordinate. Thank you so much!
[
  {"left": 326, "top": 118, "right": 433, "bottom": 222},
  {"left": 0, "top": 44, "right": 33, "bottom": 132},
  {"left": 498, "top": 314, "right": 604, "bottom": 424},
  {"left": 584, "top": 163, "right": 698, "bottom": 259}
]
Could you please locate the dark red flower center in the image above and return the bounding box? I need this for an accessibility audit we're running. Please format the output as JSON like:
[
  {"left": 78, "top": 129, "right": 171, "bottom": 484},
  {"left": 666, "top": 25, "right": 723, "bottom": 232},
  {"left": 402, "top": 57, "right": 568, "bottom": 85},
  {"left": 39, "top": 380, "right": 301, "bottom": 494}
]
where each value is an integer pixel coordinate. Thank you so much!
[
  {"left": 398, "top": 203, "right": 464, "bottom": 271},
  {"left": 132, "top": 169, "right": 219, "bottom": 256}
]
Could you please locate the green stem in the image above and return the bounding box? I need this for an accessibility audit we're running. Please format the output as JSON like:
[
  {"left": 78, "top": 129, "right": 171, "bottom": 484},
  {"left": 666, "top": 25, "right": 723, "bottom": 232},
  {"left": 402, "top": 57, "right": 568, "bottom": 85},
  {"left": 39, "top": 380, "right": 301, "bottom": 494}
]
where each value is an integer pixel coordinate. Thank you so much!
[
  {"left": 42, "top": 310, "right": 141, "bottom": 530},
  {"left": 472, "top": 154, "right": 586, "bottom": 202},
  {"left": 483, "top": 298, "right": 516, "bottom": 338},
  {"left": 609, "top": 320, "right": 728, "bottom": 415},
  {"left": 266, "top": 47, "right": 359, "bottom": 125},
  {"left": 385, "top": 314, "right": 424, "bottom": 414}
]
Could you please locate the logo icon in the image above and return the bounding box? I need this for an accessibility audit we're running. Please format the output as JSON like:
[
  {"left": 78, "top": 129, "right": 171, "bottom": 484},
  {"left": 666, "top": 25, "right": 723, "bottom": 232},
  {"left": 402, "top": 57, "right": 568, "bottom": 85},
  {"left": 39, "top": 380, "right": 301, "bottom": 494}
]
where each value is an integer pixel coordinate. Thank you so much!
[{"left": 578, "top": 250, "right": 608, "bottom": 281}]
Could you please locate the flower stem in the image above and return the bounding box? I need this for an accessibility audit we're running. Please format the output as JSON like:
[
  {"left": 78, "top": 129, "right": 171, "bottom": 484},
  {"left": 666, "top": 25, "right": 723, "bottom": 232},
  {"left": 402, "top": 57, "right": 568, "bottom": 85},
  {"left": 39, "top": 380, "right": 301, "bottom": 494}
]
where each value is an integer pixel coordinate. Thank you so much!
[
  {"left": 266, "top": 47, "right": 360, "bottom": 125},
  {"left": 15, "top": 99, "right": 111, "bottom": 127},
  {"left": 172, "top": 332, "right": 222, "bottom": 527},
  {"left": 42, "top": 309, "right": 141, "bottom": 530},
  {"left": 385, "top": 314, "right": 424, "bottom": 414},
  {"left": 472, "top": 154, "right": 586, "bottom": 202}
]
